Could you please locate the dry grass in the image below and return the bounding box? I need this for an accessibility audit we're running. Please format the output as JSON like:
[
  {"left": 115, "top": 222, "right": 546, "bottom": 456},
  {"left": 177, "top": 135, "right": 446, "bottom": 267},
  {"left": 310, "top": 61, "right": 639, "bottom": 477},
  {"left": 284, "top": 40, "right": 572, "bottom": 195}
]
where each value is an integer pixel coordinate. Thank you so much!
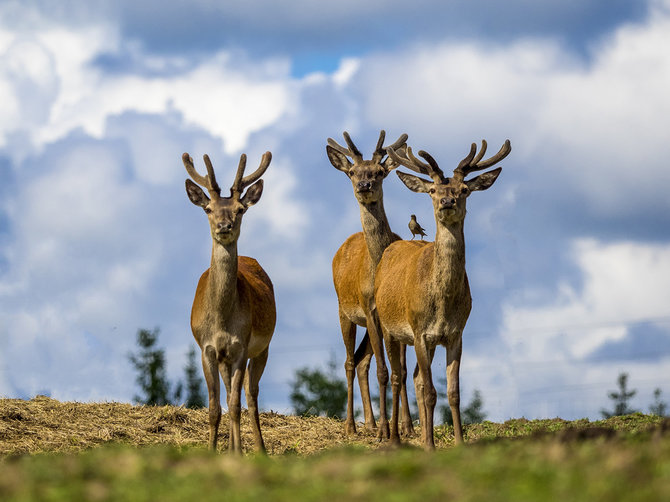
[
  {"left": 1, "top": 396, "right": 667, "bottom": 457},
  {"left": 0, "top": 396, "right": 396, "bottom": 455}
]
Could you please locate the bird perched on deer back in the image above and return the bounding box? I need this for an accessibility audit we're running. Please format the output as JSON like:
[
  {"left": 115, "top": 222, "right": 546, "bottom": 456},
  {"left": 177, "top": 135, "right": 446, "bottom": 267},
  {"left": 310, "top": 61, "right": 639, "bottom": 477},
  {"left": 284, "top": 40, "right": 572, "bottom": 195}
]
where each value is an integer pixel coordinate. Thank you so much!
[{"left": 408, "top": 214, "right": 427, "bottom": 240}]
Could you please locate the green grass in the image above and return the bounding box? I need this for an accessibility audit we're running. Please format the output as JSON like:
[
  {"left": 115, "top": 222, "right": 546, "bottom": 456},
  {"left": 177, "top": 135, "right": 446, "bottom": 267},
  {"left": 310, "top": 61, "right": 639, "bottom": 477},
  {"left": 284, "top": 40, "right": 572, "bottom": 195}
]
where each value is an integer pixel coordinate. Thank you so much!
[{"left": 1, "top": 415, "right": 669, "bottom": 501}]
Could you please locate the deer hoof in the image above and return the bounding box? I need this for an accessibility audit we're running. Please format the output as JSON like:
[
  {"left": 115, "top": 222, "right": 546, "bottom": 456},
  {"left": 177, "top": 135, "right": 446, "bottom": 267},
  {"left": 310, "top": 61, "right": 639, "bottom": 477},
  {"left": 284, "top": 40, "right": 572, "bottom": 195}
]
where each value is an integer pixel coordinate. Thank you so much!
[
  {"left": 401, "top": 423, "right": 415, "bottom": 437},
  {"left": 376, "top": 422, "right": 390, "bottom": 440}
]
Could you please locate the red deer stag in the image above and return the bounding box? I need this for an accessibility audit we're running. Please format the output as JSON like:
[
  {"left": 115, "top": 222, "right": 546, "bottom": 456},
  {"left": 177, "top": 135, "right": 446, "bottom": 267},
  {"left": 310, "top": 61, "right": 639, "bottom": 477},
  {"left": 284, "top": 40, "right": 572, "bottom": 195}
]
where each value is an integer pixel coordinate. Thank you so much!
[
  {"left": 183, "top": 151, "right": 276, "bottom": 453},
  {"left": 327, "top": 130, "right": 414, "bottom": 438},
  {"left": 376, "top": 139, "right": 511, "bottom": 449}
]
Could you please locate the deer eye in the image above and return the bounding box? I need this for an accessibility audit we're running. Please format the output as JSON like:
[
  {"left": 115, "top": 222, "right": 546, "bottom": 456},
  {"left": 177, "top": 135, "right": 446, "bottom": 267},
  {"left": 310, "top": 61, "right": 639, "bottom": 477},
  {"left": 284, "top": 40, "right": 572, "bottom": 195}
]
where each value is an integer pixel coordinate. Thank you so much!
[
  {"left": 377, "top": 169, "right": 384, "bottom": 177},
  {"left": 429, "top": 188, "right": 436, "bottom": 194},
  {"left": 461, "top": 187, "right": 468, "bottom": 194},
  {"left": 348, "top": 169, "right": 355, "bottom": 176},
  {"left": 204, "top": 207, "right": 213, "bottom": 214},
  {"left": 236, "top": 207, "right": 244, "bottom": 215}
]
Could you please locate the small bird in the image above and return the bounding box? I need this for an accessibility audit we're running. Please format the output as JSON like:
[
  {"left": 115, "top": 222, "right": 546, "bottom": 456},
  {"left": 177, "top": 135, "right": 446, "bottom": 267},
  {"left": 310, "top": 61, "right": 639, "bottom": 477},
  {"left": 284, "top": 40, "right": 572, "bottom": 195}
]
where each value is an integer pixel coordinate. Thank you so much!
[{"left": 408, "top": 214, "right": 427, "bottom": 240}]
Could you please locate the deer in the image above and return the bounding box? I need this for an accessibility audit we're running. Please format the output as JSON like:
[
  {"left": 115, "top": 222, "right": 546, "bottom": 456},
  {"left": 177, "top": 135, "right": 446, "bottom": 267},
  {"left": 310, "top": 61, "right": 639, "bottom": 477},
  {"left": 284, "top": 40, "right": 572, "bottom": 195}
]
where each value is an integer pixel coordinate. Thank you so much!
[
  {"left": 183, "top": 150, "right": 276, "bottom": 453},
  {"left": 326, "top": 130, "right": 415, "bottom": 439},
  {"left": 375, "top": 139, "right": 511, "bottom": 449}
]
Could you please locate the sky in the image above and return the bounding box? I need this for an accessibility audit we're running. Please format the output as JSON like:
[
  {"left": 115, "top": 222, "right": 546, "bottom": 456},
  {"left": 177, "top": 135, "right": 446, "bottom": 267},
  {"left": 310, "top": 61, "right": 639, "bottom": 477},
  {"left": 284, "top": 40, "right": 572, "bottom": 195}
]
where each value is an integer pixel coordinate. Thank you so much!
[{"left": 1, "top": 0, "right": 669, "bottom": 422}]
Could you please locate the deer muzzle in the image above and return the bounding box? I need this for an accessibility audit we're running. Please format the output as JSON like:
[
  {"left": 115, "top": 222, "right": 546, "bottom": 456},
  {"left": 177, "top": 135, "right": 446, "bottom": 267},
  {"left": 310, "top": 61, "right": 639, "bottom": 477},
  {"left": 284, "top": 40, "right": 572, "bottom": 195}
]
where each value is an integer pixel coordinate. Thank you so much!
[
  {"left": 440, "top": 197, "right": 456, "bottom": 210},
  {"left": 216, "top": 222, "right": 233, "bottom": 233},
  {"left": 356, "top": 180, "right": 372, "bottom": 192}
]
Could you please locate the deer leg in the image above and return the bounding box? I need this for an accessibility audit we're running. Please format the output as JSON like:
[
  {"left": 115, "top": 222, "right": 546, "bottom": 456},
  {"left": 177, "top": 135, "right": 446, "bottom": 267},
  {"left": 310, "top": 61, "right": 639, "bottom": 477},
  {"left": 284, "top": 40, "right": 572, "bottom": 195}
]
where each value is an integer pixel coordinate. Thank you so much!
[
  {"left": 228, "top": 356, "right": 246, "bottom": 454},
  {"left": 385, "top": 336, "right": 402, "bottom": 445},
  {"left": 218, "top": 362, "right": 232, "bottom": 451},
  {"left": 399, "top": 344, "right": 415, "bottom": 436},
  {"left": 367, "top": 310, "right": 389, "bottom": 440},
  {"left": 339, "top": 309, "right": 358, "bottom": 435},
  {"left": 412, "top": 347, "right": 434, "bottom": 444},
  {"left": 413, "top": 362, "right": 425, "bottom": 443},
  {"left": 202, "top": 346, "right": 221, "bottom": 451},
  {"left": 245, "top": 347, "right": 269, "bottom": 453},
  {"left": 354, "top": 330, "right": 376, "bottom": 432},
  {"left": 447, "top": 338, "right": 464, "bottom": 445},
  {"left": 415, "top": 338, "right": 437, "bottom": 450}
]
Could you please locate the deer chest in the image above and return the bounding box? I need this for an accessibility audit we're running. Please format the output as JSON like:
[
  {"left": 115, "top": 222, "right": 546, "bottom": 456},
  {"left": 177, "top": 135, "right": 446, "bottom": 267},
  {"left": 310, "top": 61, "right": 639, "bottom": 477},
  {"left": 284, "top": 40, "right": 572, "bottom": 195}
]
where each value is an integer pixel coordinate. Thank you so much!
[{"left": 414, "top": 290, "right": 471, "bottom": 348}]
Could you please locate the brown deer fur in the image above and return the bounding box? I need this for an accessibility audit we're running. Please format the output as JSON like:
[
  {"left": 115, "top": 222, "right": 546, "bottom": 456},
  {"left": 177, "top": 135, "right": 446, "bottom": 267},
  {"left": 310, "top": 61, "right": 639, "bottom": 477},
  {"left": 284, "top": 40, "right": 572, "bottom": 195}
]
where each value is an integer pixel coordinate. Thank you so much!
[
  {"left": 375, "top": 140, "right": 510, "bottom": 449},
  {"left": 327, "top": 130, "right": 414, "bottom": 438},
  {"left": 184, "top": 151, "right": 276, "bottom": 453}
]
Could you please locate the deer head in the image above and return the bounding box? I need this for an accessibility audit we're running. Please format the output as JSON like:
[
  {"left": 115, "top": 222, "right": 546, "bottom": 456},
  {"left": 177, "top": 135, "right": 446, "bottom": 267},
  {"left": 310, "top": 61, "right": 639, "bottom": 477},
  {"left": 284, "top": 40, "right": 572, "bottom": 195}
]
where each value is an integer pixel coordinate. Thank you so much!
[
  {"left": 389, "top": 139, "right": 511, "bottom": 225},
  {"left": 326, "top": 130, "right": 408, "bottom": 204},
  {"left": 183, "top": 151, "right": 271, "bottom": 245}
]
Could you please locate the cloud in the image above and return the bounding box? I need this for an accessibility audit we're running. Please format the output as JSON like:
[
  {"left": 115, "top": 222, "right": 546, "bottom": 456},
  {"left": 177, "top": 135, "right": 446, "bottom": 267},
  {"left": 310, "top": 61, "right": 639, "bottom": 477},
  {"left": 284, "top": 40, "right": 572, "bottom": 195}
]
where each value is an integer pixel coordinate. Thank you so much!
[
  {"left": 0, "top": 134, "right": 150, "bottom": 399},
  {"left": 501, "top": 239, "right": 670, "bottom": 360},
  {"left": 107, "top": 2, "right": 651, "bottom": 65},
  {"left": 354, "top": 5, "right": 670, "bottom": 203},
  {"left": 488, "top": 239, "right": 670, "bottom": 418},
  {"left": 1, "top": 1, "right": 649, "bottom": 79},
  {"left": 586, "top": 321, "right": 670, "bottom": 362},
  {"left": 0, "top": 21, "right": 294, "bottom": 155}
]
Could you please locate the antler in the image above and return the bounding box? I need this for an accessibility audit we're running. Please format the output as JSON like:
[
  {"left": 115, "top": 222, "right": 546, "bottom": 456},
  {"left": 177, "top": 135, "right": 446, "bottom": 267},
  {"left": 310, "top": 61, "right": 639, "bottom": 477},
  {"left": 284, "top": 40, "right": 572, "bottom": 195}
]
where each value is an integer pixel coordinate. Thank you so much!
[
  {"left": 230, "top": 151, "right": 272, "bottom": 198},
  {"left": 371, "top": 130, "right": 409, "bottom": 163},
  {"left": 453, "top": 139, "right": 511, "bottom": 182},
  {"left": 327, "top": 130, "right": 408, "bottom": 164},
  {"left": 183, "top": 153, "right": 221, "bottom": 195},
  {"left": 327, "top": 131, "right": 363, "bottom": 162},
  {"left": 387, "top": 145, "right": 446, "bottom": 184}
]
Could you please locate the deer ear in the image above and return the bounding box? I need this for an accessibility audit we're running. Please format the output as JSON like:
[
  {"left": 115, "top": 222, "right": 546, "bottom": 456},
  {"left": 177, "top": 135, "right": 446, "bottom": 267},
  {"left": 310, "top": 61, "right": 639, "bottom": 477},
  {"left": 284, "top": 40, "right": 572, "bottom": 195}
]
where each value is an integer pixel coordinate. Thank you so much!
[
  {"left": 241, "top": 179, "right": 264, "bottom": 208},
  {"left": 396, "top": 171, "right": 432, "bottom": 193},
  {"left": 326, "top": 145, "right": 353, "bottom": 172},
  {"left": 185, "top": 179, "right": 210, "bottom": 208},
  {"left": 465, "top": 167, "right": 502, "bottom": 192}
]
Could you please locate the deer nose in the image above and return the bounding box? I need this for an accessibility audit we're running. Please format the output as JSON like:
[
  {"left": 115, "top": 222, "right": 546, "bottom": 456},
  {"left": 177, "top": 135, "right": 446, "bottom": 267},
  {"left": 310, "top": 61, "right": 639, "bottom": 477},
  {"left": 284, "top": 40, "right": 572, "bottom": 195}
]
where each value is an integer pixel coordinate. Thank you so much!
[
  {"left": 357, "top": 180, "right": 372, "bottom": 191},
  {"left": 217, "top": 222, "right": 233, "bottom": 232},
  {"left": 441, "top": 197, "right": 456, "bottom": 208}
]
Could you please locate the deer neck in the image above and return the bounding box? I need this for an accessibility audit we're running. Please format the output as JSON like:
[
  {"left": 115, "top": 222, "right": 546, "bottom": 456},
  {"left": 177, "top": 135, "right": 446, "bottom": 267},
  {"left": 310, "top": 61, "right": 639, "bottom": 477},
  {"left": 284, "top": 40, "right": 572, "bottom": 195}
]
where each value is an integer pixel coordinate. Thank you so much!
[
  {"left": 207, "top": 240, "right": 239, "bottom": 316},
  {"left": 431, "top": 220, "right": 466, "bottom": 290},
  {"left": 359, "top": 198, "right": 394, "bottom": 265}
]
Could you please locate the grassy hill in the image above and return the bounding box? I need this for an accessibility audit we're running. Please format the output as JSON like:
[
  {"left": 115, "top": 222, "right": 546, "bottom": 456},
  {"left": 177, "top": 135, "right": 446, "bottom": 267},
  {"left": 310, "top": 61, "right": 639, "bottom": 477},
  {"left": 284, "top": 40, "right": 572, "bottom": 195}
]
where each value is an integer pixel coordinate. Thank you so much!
[{"left": 1, "top": 396, "right": 669, "bottom": 500}]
